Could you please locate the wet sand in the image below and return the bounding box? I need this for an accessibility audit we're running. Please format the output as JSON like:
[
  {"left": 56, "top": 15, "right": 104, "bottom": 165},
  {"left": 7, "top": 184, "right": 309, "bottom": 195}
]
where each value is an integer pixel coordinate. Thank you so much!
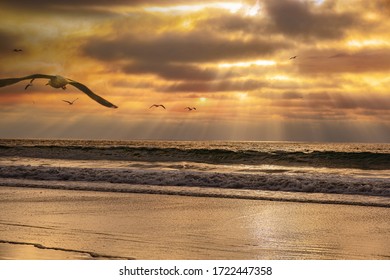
[{"left": 0, "top": 186, "right": 389, "bottom": 260}]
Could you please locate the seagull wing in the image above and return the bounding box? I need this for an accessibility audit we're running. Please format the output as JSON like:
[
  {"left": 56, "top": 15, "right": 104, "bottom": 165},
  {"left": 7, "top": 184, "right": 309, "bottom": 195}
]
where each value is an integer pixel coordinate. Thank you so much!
[
  {"left": 62, "top": 100, "right": 72, "bottom": 104},
  {"left": 0, "top": 74, "right": 53, "bottom": 88},
  {"left": 149, "top": 105, "right": 156, "bottom": 108},
  {"left": 68, "top": 81, "right": 118, "bottom": 108},
  {"left": 160, "top": 105, "right": 166, "bottom": 109}
]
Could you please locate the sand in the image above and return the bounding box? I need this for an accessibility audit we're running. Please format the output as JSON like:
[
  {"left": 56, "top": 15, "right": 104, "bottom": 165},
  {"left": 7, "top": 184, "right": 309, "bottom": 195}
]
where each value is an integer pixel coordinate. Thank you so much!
[{"left": 0, "top": 186, "right": 389, "bottom": 260}]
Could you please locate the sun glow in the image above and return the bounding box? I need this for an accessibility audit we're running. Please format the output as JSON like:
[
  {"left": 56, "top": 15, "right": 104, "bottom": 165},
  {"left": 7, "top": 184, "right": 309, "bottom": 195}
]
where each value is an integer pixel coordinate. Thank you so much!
[
  {"left": 144, "top": 1, "right": 263, "bottom": 16},
  {"left": 215, "top": 2, "right": 243, "bottom": 13},
  {"left": 267, "top": 75, "right": 291, "bottom": 81},
  {"left": 347, "top": 39, "right": 390, "bottom": 48},
  {"left": 218, "top": 60, "right": 276, "bottom": 68},
  {"left": 236, "top": 92, "right": 248, "bottom": 100},
  {"left": 245, "top": 0, "right": 260, "bottom": 17},
  {"left": 145, "top": 2, "right": 243, "bottom": 14}
]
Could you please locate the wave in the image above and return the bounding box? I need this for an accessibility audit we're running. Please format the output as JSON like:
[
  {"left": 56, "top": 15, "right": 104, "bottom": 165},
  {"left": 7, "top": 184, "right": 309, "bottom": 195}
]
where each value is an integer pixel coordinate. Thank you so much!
[
  {"left": 1, "top": 139, "right": 389, "bottom": 207},
  {"left": 1, "top": 178, "right": 389, "bottom": 208},
  {"left": 1, "top": 144, "right": 389, "bottom": 170},
  {"left": 0, "top": 164, "right": 388, "bottom": 198}
]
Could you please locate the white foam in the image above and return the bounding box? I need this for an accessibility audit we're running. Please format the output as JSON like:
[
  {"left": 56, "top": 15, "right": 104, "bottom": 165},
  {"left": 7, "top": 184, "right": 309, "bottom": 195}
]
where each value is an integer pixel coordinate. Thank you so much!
[{"left": 1, "top": 178, "right": 389, "bottom": 208}]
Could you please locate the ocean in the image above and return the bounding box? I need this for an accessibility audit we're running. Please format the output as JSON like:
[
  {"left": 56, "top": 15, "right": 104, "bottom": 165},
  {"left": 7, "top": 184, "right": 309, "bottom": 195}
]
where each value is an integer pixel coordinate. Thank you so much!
[{"left": 0, "top": 139, "right": 389, "bottom": 208}]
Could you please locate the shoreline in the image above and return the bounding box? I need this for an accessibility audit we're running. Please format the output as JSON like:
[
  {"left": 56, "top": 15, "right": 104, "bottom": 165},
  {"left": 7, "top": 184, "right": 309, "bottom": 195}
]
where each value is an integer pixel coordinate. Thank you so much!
[
  {"left": 1, "top": 178, "right": 389, "bottom": 208},
  {"left": 1, "top": 186, "right": 389, "bottom": 260},
  {"left": 0, "top": 242, "right": 104, "bottom": 260}
]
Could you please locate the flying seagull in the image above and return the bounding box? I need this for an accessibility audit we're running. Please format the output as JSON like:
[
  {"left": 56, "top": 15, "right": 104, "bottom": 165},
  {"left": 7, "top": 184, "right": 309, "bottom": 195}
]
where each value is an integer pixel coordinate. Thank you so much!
[
  {"left": 185, "top": 107, "right": 196, "bottom": 111},
  {"left": 149, "top": 104, "right": 166, "bottom": 109},
  {"left": 13, "top": 49, "right": 23, "bottom": 52},
  {"left": 289, "top": 56, "right": 297, "bottom": 59},
  {"left": 62, "top": 98, "right": 79, "bottom": 105},
  {"left": 0, "top": 74, "right": 117, "bottom": 108}
]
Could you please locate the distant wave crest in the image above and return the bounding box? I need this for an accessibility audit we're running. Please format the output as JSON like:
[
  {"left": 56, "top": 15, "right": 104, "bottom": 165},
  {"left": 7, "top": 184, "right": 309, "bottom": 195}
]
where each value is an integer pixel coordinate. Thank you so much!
[{"left": 1, "top": 144, "right": 389, "bottom": 170}]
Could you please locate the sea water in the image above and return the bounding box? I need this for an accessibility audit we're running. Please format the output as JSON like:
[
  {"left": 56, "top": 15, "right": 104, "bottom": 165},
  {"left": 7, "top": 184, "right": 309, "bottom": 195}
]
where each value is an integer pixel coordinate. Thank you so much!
[{"left": 0, "top": 139, "right": 389, "bottom": 207}]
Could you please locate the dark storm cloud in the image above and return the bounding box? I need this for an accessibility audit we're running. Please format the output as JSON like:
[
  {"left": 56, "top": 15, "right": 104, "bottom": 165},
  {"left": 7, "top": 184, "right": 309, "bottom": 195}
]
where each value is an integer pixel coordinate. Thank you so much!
[
  {"left": 84, "top": 31, "right": 289, "bottom": 64},
  {"left": 263, "top": 0, "right": 356, "bottom": 39}
]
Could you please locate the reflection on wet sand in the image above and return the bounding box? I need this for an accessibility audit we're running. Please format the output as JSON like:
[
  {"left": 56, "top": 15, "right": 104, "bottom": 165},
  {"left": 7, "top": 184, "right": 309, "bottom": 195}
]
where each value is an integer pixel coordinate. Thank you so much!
[{"left": 0, "top": 187, "right": 389, "bottom": 260}]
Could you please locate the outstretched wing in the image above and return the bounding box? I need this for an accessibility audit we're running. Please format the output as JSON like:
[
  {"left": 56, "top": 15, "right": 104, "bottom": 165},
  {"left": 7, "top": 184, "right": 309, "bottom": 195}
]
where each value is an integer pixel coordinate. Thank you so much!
[
  {"left": 160, "top": 105, "right": 166, "bottom": 109},
  {"left": 0, "top": 74, "right": 53, "bottom": 88},
  {"left": 68, "top": 81, "right": 118, "bottom": 109}
]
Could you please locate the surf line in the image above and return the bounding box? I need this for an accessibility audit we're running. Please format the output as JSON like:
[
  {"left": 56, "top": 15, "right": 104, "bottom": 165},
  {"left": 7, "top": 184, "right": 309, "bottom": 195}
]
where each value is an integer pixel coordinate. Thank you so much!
[
  {"left": 0, "top": 239, "right": 135, "bottom": 260},
  {"left": 1, "top": 179, "right": 390, "bottom": 208}
]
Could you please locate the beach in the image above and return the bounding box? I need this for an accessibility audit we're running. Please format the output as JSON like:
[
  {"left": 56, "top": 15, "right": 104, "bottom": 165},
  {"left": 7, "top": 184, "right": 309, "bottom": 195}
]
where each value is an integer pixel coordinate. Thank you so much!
[
  {"left": 0, "top": 139, "right": 389, "bottom": 260},
  {"left": 1, "top": 186, "right": 389, "bottom": 260}
]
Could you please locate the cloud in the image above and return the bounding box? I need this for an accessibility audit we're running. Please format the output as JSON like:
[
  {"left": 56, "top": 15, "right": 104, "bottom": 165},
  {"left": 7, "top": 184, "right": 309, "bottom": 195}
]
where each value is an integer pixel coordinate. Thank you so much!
[
  {"left": 0, "top": 30, "right": 23, "bottom": 54},
  {"left": 83, "top": 26, "right": 289, "bottom": 81},
  {"left": 1, "top": 0, "right": 210, "bottom": 6},
  {"left": 1, "top": 2, "right": 119, "bottom": 18},
  {"left": 0, "top": 0, "right": 235, "bottom": 12},
  {"left": 271, "top": 91, "right": 390, "bottom": 112},
  {"left": 1, "top": 0, "right": 390, "bottom": 142},
  {"left": 164, "top": 79, "right": 267, "bottom": 92},
  {"left": 123, "top": 62, "right": 219, "bottom": 81},
  {"left": 263, "top": 0, "right": 357, "bottom": 39},
  {"left": 297, "top": 49, "right": 390, "bottom": 73},
  {"left": 84, "top": 31, "right": 289, "bottom": 64},
  {"left": 198, "top": 10, "right": 267, "bottom": 34}
]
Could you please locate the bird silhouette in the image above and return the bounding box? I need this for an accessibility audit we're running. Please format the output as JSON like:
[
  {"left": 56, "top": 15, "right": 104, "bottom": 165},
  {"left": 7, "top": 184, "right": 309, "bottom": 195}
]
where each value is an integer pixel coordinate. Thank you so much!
[
  {"left": 185, "top": 107, "right": 196, "bottom": 111},
  {"left": 13, "top": 49, "right": 23, "bottom": 52},
  {"left": 289, "top": 56, "right": 297, "bottom": 59},
  {"left": 0, "top": 74, "right": 117, "bottom": 108},
  {"left": 149, "top": 104, "right": 166, "bottom": 109},
  {"left": 62, "top": 98, "right": 79, "bottom": 105}
]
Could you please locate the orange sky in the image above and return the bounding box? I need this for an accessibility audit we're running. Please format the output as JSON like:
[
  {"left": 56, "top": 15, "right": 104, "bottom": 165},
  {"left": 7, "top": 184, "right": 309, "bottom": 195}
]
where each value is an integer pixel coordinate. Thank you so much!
[{"left": 0, "top": 0, "right": 389, "bottom": 142}]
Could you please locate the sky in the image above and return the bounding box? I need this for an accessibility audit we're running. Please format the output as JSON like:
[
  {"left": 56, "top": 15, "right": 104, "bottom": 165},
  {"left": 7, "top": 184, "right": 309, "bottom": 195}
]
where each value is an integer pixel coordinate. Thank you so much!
[{"left": 0, "top": 0, "right": 389, "bottom": 142}]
